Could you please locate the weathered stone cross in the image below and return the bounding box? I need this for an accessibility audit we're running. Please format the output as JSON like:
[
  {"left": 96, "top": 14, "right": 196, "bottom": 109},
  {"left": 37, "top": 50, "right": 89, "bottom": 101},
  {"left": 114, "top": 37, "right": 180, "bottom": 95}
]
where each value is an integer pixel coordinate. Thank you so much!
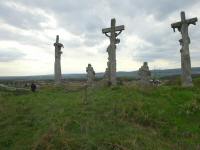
[
  {"left": 102, "top": 18, "right": 125, "bottom": 86},
  {"left": 171, "top": 11, "right": 198, "bottom": 87},
  {"left": 54, "top": 35, "right": 64, "bottom": 84}
]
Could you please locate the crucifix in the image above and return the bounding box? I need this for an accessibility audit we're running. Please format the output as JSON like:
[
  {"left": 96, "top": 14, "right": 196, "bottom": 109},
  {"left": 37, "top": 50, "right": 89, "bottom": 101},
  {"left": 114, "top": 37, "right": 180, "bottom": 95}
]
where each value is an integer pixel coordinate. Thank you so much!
[
  {"left": 102, "top": 18, "right": 125, "bottom": 86},
  {"left": 54, "top": 35, "right": 64, "bottom": 84},
  {"left": 171, "top": 11, "right": 198, "bottom": 87}
]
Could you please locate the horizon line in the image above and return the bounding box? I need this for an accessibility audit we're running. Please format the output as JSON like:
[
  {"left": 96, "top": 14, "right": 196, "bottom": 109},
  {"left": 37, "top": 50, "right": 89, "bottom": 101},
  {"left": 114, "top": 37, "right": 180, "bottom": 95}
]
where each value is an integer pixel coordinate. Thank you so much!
[{"left": 1, "top": 67, "right": 200, "bottom": 77}]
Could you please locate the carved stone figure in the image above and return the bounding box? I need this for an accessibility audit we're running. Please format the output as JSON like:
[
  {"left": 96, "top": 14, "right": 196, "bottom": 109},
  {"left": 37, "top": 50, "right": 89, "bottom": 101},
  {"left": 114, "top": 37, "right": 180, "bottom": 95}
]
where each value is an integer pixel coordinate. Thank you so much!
[{"left": 86, "top": 64, "right": 95, "bottom": 85}]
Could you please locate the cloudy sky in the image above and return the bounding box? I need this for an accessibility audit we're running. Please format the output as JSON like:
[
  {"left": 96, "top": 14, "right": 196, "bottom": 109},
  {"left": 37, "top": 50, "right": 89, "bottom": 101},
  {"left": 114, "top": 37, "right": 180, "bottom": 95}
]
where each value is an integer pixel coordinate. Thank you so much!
[{"left": 0, "top": 0, "right": 200, "bottom": 76}]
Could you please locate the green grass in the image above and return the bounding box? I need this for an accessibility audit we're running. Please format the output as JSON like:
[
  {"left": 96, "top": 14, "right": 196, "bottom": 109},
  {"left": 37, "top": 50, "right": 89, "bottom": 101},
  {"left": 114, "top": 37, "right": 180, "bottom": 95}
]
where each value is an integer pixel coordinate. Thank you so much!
[{"left": 0, "top": 80, "right": 200, "bottom": 150}]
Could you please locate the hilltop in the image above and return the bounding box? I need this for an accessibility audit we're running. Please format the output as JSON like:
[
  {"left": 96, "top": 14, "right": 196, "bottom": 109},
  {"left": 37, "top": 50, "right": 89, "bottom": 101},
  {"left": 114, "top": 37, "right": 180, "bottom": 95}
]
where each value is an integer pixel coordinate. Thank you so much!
[{"left": 0, "top": 77, "right": 200, "bottom": 149}]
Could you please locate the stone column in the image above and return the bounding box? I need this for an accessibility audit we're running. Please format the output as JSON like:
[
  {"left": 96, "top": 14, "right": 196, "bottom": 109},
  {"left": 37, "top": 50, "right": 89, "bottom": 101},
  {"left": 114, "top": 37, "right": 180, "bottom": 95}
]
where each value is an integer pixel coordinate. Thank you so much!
[
  {"left": 138, "top": 62, "right": 151, "bottom": 85},
  {"left": 54, "top": 35, "right": 64, "bottom": 84},
  {"left": 180, "top": 13, "right": 193, "bottom": 87},
  {"left": 86, "top": 64, "right": 95, "bottom": 86}
]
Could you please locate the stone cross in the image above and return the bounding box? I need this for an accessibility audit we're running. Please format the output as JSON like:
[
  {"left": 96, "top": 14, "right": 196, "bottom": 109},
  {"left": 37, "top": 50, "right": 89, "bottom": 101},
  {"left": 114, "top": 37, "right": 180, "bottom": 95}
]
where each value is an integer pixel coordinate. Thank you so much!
[
  {"left": 171, "top": 11, "right": 198, "bottom": 87},
  {"left": 54, "top": 35, "right": 64, "bottom": 84},
  {"left": 86, "top": 64, "right": 95, "bottom": 86},
  {"left": 102, "top": 18, "right": 125, "bottom": 86}
]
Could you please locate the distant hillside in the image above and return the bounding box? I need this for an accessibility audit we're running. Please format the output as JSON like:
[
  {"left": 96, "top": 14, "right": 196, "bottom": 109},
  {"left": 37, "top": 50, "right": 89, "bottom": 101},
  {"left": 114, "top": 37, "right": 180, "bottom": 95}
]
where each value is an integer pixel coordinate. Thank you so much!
[{"left": 0, "top": 67, "right": 200, "bottom": 81}]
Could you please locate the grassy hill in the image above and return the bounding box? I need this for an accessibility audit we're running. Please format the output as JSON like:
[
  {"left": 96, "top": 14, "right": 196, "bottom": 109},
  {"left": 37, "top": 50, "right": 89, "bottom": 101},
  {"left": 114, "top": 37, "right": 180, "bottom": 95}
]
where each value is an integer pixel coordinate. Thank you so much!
[{"left": 0, "top": 79, "right": 200, "bottom": 149}]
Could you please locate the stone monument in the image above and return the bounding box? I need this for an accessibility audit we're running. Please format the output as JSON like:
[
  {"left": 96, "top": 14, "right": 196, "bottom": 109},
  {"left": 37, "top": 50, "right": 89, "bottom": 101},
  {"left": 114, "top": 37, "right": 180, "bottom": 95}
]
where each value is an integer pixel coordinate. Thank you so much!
[
  {"left": 103, "top": 68, "right": 109, "bottom": 81},
  {"left": 171, "top": 11, "right": 198, "bottom": 87},
  {"left": 86, "top": 64, "right": 95, "bottom": 85},
  {"left": 102, "top": 18, "right": 125, "bottom": 86},
  {"left": 54, "top": 35, "right": 64, "bottom": 84},
  {"left": 138, "top": 62, "right": 151, "bottom": 84}
]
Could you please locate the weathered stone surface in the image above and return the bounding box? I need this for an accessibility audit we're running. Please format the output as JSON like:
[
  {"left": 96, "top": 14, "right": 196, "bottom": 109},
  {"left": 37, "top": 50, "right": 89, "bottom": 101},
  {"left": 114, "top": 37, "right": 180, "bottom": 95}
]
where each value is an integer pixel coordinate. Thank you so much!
[
  {"left": 171, "top": 11, "right": 198, "bottom": 87},
  {"left": 103, "top": 67, "right": 109, "bottom": 81},
  {"left": 54, "top": 35, "right": 64, "bottom": 84},
  {"left": 86, "top": 64, "right": 95, "bottom": 85},
  {"left": 179, "top": 39, "right": 184, "bottom": 83},
  {"left": 138, "top": 62, "right": 151, "bottom": 84},
  {"left": 102, "top": 18, "right": 125, "bottom": 86}
]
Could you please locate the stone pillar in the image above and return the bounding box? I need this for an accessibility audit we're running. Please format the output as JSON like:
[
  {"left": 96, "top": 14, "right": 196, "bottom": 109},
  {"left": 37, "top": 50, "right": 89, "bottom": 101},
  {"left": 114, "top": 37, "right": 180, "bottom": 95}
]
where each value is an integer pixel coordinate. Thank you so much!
[
  {"left": 180, "top": 13, "right": 193, "bottom": 87},
  {"left": 86, "top": 64, "right": 95, "bottom": 86},
  {"left": 54, "top": 35, "right": 64, "bottom": 84},
  {"left": 107, "top": 44, "right": 116, "bottom": 85},
  {"left": 138, "top": 62, "right": 151, "bottom": 85},
  {"left": 179, "top": 39, "right": 191, "bottom": 86}
]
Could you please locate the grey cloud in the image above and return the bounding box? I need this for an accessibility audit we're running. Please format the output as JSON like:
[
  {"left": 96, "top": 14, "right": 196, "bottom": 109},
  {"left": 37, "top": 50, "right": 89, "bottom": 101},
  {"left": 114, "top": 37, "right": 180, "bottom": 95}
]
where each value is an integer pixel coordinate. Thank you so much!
[
  {"left": 133, "top": 0, "right": 199, "bottom": 20},
  {"left": 64, "top": 40, "right": 82, "bottom": 49},
  {"left": 0, "top": 49, "right": 25, "bottom": 62},
  {"left": 133, "top": 45, "right": 179, "bottom": 62},
  {"left": 0, "top": 0, "right": 199, "bottom": 69},
  {"left": 2, "top": 0, "right": 198, "bottom": 33},
  {"left": 0, "top": 28, "right": 51, "bottom": 49},
  {"left": 83, "top": 33, "right": 104, "bottom": 47},
  {"left": 0, "top": 2, "right": 48, "bottom": 30},
  {"left": 0, "top": 0, "right": 106, "bottom": 48}
]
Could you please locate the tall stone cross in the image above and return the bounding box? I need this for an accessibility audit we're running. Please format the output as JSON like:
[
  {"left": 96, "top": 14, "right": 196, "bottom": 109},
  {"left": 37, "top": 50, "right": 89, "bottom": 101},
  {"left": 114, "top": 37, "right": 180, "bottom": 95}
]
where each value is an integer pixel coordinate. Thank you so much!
[
  {"left": 102, "top": 18, "right": 125, "bottom": 86},
  {"left": 171, "top": 11, "right": 198, "bottom": 87},
  {"left": 54, "top": 35, "right": 64, "bottom": 84}
]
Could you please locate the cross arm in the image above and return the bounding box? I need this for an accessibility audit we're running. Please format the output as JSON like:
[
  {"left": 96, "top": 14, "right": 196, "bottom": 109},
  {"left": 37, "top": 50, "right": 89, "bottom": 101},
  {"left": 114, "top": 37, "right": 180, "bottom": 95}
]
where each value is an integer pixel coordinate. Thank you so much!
[
  {"left": 102, "top": 28, "right": 111, "bottom": 37},
  {"left": 105, "top": 33, "right": 111, "bottom": 38},
  {"left": 171, "top": 21, "right": 181, "bottom": 32},
  {"left": 102, "top": 25, "right": 125, "bottom": 34},
  {"left": 115, "top": 25, "right": 125, "bottom": 31},
  {"left": 102, "top": 28, "right": 110, "bottom": 34},
  {"left": 54, "top": 43, "right": 64, "bottom": 48},
  {"left": 187, "top": 17, "right": 198, "bottom": 25}
]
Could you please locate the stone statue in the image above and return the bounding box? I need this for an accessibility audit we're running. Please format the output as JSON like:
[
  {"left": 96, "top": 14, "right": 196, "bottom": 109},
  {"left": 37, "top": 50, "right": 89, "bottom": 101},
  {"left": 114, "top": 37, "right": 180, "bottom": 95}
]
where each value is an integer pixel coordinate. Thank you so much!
[
  {"left": 86, "top": 64, "right": 95, "bottom": 85},
  {"left": 138, "top": 62, "right": 151, "bottom": 84},
  {"left": 171, "top": 11, "right": 198, "bottom": 87},
  {"left": 102, "top": 18, "right": 125, "bottom": 86},
  {"left": 54, "top": 35, "right": 64, "bottom": 84}
]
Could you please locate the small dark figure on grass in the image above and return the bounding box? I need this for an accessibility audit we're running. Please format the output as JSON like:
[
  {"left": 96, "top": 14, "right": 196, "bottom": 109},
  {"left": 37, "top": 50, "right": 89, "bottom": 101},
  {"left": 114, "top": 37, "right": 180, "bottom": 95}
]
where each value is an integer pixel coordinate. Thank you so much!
[{"left": 31, "top": 83, "right": 37, "bottom": 92}]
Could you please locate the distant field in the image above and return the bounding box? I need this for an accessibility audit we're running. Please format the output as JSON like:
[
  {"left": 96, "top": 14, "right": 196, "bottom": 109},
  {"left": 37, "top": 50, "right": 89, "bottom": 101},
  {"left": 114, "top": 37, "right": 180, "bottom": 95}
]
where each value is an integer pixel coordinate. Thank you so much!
[
  {"left": 0, "top": 67, "right": 200, "bottom": 81},
  {"left": 0, "top": 79, "right": 200, "bottom": 149}
]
